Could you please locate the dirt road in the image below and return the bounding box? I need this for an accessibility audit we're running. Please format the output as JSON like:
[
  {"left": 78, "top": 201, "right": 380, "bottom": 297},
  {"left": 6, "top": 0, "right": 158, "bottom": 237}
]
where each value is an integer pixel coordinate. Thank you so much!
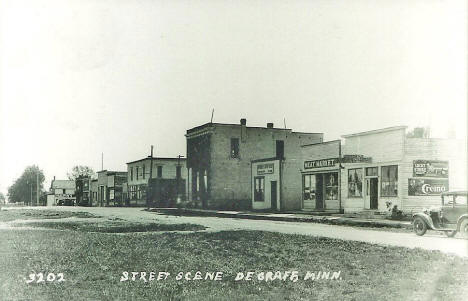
[{"left": 4, "top": 206, "right": 468, "bottom": 257}]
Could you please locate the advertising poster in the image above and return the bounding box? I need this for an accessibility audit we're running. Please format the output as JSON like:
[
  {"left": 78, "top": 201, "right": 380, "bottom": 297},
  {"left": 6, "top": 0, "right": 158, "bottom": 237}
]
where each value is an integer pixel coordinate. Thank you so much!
[
  {"left": 408, "top": 178, "right": 449, "bottom": 196},
  {"left": 413, "top": 160, "right": 449, "bottom": 178}
]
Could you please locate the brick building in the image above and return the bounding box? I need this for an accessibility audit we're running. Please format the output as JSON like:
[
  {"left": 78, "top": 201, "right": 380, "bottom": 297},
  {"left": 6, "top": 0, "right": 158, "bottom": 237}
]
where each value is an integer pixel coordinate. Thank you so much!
[
  {"left": 186, "top": 119, "right": 323, "bottom": 209},
  {"left": 298, "top": 126, "right": 467, "bottom": 214},
  {"left": 96, "top": 170, "right": 127, "bottom": 206},
  {"left": 75, "top": 175, "right": 93, "bottom": 206},
  {"left": 126, "top": 156, "right": 187, "bottom": 206}
]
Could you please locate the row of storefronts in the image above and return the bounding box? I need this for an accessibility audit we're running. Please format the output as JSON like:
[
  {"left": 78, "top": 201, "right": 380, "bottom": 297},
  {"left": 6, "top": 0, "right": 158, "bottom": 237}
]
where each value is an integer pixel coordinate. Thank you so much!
[
  {"left": 52, "top": 120, "right": 466, "bottom": 214},
  {"left": 249, "top": 126, "right": 466, "bottom": 213}
]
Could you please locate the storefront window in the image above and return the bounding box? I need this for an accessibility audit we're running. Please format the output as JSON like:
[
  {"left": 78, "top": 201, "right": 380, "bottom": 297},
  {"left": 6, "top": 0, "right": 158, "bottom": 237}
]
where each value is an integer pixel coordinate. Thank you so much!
[
  {"left": 303, "top": 174, "right": 316, "bottom": 200},
  {"left": 381, "top": 165, "right": 398, "bottom": 197},
  {"left": 325, "top": 173, "right": 338, "bottom": 200},
  {"left": 254, "top": 177, "right": 265, "bottom": 202},
  {"left": 366, "top": 167, "right": 378, "bottom": 177},
  {"left": 348, "top": 169, "right": 363, "bottom": 197}
]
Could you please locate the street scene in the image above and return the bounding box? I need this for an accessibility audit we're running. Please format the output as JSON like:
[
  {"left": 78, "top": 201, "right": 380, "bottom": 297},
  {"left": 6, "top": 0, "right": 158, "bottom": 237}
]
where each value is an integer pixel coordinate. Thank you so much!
[
  {"left": 1, "top": 0, "right": 467, "bottom": 300},
  {"left": 1, "top": 205, "right": 468, "bottom": 300}
]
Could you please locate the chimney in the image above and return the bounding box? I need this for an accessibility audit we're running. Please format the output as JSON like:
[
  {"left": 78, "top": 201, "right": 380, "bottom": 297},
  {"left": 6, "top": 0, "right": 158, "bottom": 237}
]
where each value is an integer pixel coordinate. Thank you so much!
[
  {"left": 240, "top": 118, "right": 247, "bottom": 142},
  {"left": 267, "top": 123, "right": 274, "bottom": 128}
]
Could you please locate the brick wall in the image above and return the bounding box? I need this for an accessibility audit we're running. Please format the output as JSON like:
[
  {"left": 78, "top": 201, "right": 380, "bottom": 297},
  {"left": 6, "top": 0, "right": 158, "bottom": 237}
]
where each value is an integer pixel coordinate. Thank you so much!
[{"left": 187, "top": 123, "right": 322, "bottom": 209}]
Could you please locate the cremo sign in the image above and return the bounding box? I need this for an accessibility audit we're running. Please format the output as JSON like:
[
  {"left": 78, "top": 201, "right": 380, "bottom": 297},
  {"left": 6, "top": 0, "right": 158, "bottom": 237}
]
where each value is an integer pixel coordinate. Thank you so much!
[{"left": 408, "top": 179, "right": 449, "bottom": 196}]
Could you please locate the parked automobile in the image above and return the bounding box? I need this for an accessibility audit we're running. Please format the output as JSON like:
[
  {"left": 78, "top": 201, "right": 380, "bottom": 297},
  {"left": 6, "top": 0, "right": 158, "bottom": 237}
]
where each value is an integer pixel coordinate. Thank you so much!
[{"left": 412, "top": 191, "right": 468, "bottom": 237}]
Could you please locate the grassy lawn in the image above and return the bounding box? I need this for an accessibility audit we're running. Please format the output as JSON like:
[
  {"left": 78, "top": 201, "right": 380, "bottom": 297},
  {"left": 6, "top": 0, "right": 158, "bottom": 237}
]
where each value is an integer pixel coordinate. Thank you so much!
[
  {"left": 13, "top": 221, "right": 206, "bottom": 233},
  {"left": 1, "top": 217, "right": 468, "bottom": 301},
  {"left": 0, "top": 209, "right": 99, "bottom": 222}
]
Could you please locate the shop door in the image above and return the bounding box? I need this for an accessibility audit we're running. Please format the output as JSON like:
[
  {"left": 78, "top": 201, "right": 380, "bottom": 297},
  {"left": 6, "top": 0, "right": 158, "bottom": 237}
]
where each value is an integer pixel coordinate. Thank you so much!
[
  {"left": 271, "top": 181, "right": 277, "bottom": 211},
  {"left": 366, "top": 178, "right": 378, "bottom": 210},
  {"left": 315, "top": 175, "right": 324, "bottom": 209}
]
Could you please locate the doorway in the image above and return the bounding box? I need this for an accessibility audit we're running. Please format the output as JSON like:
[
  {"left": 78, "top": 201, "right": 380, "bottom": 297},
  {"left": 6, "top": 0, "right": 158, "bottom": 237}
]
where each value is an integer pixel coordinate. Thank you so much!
[
  {"left": 315, "top": 175, "right": 324, "bottom": 209},
  {"left": 366, "top": 178, "right": 378, "bottom": 209},
  {"left": 271, "top": 181, "right": 277, "bottom": 211}
]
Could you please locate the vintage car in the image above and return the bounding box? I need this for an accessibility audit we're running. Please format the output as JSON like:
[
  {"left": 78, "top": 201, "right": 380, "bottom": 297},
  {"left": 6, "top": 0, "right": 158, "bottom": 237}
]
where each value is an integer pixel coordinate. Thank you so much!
[{"left": 413, "top": 190, "right": 468, "bottom": 237}]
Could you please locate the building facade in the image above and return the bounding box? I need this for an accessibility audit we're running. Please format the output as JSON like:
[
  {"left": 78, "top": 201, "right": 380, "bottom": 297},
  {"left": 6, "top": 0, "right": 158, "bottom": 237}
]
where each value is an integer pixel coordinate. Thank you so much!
[
  {"left": 296, "top": 126, "right": 466, "bottom": 214},
  {"left": 186, "top": 119, "right": 323, "bottom": 209},
  {"left": 126, "top": 157, "right": 187, "bottom": 206},
  {"left": 75, "top": 176, "right": 93, "bottom": 206},
  {"left": 46, "top": 179, "right": 76, "bottom": 206},
  {"left": 96, "top": 170, "right": 127, "bottom": 206}
]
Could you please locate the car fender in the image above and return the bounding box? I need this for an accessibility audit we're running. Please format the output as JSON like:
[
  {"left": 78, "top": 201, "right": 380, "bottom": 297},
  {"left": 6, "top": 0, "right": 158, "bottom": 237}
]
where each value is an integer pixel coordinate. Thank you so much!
[
  {"left": 412, "top": 213, "right": 436, "bottom": 230},
  {"left": 456, "top": 214, "right": 468, "bottom": 231}
]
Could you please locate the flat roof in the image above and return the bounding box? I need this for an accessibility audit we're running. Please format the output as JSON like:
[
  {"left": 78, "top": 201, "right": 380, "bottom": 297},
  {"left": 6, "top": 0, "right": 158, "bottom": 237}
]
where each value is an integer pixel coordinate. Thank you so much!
[
  {"left": 341, "top": 126, "right": 407, "bottom": 138},
  {"left": 126, "top": 156, "right": 187, "bottom": 165},
  {"left": 97, "top": 170, "right": 127, "bottom": 174},
  {"left": 301, "top": 139, "right": 340, "bottom": 147},
  {"left": 186, "top": 122, "right": 322, "bottom": 136}
]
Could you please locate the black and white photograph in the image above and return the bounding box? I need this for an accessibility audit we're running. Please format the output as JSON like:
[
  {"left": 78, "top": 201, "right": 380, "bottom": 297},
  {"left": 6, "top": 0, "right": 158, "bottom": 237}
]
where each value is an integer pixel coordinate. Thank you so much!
[{"left": 0, "top": 0, "right": 467, "bottom": 300}]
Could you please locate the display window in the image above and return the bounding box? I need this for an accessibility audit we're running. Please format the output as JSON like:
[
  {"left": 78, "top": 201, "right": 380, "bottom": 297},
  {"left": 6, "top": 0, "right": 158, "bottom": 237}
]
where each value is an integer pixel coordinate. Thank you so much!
[
  {"left": 381, "top": 165, "right": 398, "bottom": 197},
  {"left": 348, "top": 168, "right": 363, "bottom": 197},
  {"left": 325, "top": 173, "right": 338, "bottom": 200},
  {"left": 303, "top": 174, "right": 316, "bottom": 201}
]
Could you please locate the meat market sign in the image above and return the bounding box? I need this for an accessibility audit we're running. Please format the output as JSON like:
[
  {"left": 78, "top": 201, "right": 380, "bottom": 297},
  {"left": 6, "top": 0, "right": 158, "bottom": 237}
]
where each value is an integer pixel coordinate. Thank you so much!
[
  {"left": 413, "top": 160, "right": 448, "bottom": 178},
  {"left": 408, "top": 179, "right": 449, "bottom": 196},
  {"left": 257, "top": 163, "right": 274, "bottom": 175},
  {"left": 304, "top": 158, "right": 338, "bottom": 169}
]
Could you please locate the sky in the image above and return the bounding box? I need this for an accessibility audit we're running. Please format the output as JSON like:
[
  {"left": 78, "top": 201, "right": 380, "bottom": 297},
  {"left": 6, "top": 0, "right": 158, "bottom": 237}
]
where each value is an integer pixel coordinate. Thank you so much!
[{"left": 0, "top": 0, "right": 466, "bottom": 196}]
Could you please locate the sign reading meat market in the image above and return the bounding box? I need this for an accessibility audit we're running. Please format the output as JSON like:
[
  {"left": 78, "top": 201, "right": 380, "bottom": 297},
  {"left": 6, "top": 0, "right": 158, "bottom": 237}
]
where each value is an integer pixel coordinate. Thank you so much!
[
  {"left": 408, "top": 179, "right": 449, "bottom": 196},
  {"left": 413, "top": 160, "right": 448, "bottom": 178},
  {"left": 304, "top": 158, "right": 338, "bottom": 169}
]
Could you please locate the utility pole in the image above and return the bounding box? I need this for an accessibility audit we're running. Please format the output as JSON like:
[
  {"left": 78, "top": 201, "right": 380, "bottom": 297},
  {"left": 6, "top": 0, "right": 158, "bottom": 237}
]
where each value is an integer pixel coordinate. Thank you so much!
[
  {"left": 30, "top": 181, "right": 32, "bottom": 206},
  {"left": 147, "top": 145, "right": 154, "bottom": 209},
  {"left": 101, "top": 152, "right": 104, "bottom": 171},
  {"left": 36, "top": 172, "right": 39, "bottom": 206}
]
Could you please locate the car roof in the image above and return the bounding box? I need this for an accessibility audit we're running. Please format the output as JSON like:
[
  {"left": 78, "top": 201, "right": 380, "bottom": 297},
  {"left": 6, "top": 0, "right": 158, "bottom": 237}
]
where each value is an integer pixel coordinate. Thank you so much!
[{"left": 441, "top": 190, "right": 467, "bottom": 196}]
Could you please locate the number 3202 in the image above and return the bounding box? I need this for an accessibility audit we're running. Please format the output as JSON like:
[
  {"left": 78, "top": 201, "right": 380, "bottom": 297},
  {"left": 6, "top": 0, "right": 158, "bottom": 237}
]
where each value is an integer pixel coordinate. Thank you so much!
[{"left": 26, "top": 273, "right": 65, "bottom": 283}]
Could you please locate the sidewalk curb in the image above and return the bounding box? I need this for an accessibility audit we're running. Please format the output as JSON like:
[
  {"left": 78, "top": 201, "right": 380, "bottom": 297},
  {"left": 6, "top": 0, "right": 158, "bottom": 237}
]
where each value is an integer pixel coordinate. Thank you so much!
[{"left": 149, "top": 208, "right": 413, "bottom": 230}]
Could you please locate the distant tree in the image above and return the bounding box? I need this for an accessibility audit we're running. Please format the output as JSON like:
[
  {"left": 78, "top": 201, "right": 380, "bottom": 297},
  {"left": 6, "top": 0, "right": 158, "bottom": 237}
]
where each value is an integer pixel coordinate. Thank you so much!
[
  {"left": 7, "top": 165, "right": 45, "bottom": 205},
  {"left": 406, "top": 127, "right": 430, "bottom": 138},
  {"left": 0, "top": 192, "right": 5, "bottom": 204},
  {"left": 67, "top": 165, "right": 96, "bottom": 181}
]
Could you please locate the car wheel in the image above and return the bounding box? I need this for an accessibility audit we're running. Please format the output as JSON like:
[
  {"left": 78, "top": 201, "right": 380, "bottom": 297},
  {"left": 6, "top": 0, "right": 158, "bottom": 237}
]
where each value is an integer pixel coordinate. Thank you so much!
[
  {"left": 413, "top": 217, "right": 427, "bottom": 236},
  {"left": 444, "top": 230, "right": 457, "bottom": 238},
  {"left": 459, "top": 219, "right": 468, "bottom": 239}
]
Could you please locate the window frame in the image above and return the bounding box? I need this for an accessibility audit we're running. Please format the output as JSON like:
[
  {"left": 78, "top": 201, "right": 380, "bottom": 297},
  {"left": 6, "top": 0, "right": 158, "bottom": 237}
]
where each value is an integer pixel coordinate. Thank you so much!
[
  {"left": 276, "top": 140, "right": 284, "bottom": 159},
  {"left": 157, "top": 166, "right": 163, "bottom": 178},
  {"left": 176, "top": 165, "right": 181, "bottom": 178},
  {"left": 254, "top": 176, "right": 265, "bottom": 202},
  {"left": 230, "top": 138, "right": 240, "bottom": 158},
  {"left": 381, "top": 165, "right": 398, "bottom": 197},
  {"left": 303, "top": 174, "right": 316, "bottom": 201},
  {"left": 348, "top": 168, "right": 363, "bottom": 198},
  {"left": 325, "top": 172, "right": 338, "bottom": 201}
]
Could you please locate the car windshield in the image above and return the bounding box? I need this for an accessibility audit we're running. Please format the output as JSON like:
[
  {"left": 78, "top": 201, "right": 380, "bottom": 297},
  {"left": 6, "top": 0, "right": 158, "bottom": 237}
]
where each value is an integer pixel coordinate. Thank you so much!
[
  {"left": 454, "top": 195, "right": 467, "bottom": 205},
  {"left": 444, "top": 195, "right": 468, "bottom": 205}
]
